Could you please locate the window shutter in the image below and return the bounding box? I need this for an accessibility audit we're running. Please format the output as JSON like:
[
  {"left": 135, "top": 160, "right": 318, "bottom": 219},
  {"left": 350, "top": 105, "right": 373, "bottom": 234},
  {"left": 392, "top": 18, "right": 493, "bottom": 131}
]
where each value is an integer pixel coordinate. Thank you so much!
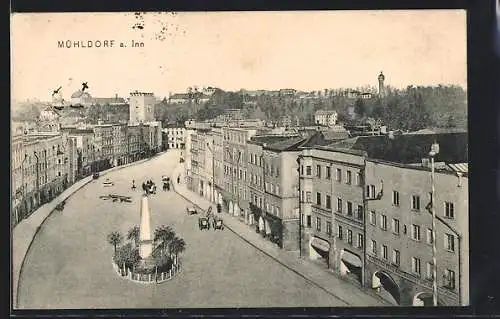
[{"left": 444, "top": 234, "right": 448, "bottom": 249}]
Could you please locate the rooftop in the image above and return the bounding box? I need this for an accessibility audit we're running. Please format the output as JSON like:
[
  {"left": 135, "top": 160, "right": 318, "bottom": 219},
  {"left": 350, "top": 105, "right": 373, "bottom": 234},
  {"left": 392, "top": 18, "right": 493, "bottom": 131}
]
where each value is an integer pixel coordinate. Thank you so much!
[
  {"left": 264, "top": 136, "right": 307, "bottom": 152},
  {"left": 92, "top": 97, "right": 127, "bottom": 105},
  {"left": 249, "top": 135, "right": 301, "bottom": 147},
  {"left": 324, "top": 132, "right": 468, "bottom": 164}
]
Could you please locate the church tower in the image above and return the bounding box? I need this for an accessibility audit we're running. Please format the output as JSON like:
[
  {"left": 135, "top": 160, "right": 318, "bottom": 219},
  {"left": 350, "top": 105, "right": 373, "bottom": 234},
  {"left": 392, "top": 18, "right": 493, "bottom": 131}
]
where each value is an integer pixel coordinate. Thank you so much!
[{"left": 378, "top": 71, "right": 386, "bottom": 97}]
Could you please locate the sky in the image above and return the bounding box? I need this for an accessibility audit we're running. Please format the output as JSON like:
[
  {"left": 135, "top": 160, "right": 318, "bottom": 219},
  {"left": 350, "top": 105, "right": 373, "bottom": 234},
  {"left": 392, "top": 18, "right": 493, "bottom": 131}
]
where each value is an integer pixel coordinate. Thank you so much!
[{"left": 11, "top": 10, "right": 467, "bottom": 101}]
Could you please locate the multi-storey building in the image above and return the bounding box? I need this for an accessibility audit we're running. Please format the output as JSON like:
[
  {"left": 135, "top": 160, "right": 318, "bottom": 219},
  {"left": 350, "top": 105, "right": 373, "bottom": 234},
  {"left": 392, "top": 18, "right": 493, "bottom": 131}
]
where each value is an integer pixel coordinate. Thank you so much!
[
  {"left": 111, "top": 123, "right": 127, "bottom": 166},
  {"left": 188, "top": 130, "right": 210, "bottom": 196},
  {"left": 298, "top": 131, "right": 468, "bottom": 306},
  {"left": 19, "top": 133, "right": 67, "bottom": 220},
  {"left": 247, "top": 135, "right": 305, "bottom": 250},
  {"left": 314, "top": 110, "right": 338, "bottom": 127},
  {"left": 298, "top": 147, "right": 366, "bottom": 285},
  {"left": 211, "top": 127, "right": 224, "bottom": 205},
  {"left": 364, "top": 158, "right": 468, "bottom": 307},
  {"left": 60, "top": 127, "right": 95, "bottom": 177},
  {"left": 142, "top": 121, "right": 163, "bottom": 154},
  {"left": 221, "top": 127, "right": 258, "bottom": 222},
  {"left": 126, "top": 124, "right": 143, "bottom": 163},
  {"left": 163, "top": 124, "right": 186, "bottom": 149},
  {"left": 12, "top": 134, "right": 24, "bottom": 224},
  {"left": 93, "top": 123, "right": 114, "bottom": 170},
  {"left": 66, "top": 136, "right": 79, "bottom": 184},
  {"left": 129, "top": 91, "right": 156, "bottom": 125}
]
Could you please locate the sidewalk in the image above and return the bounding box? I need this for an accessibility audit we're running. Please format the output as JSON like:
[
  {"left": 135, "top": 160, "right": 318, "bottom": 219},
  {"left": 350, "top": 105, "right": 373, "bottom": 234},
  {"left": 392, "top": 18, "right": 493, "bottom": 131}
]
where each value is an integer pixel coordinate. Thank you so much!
[
  {"left": 171, "top": 164, "right": 392, "bottom": 307},
  {"left": 12, "top": 153, "right": 163, "bottom": 309}
]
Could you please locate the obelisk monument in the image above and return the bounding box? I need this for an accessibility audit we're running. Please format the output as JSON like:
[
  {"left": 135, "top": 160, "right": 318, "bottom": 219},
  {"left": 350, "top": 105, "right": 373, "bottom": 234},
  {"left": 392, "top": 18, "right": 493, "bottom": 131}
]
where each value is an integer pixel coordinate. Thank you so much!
[{"left": 139, "top": 195, "right": 153, "bottom": 259}]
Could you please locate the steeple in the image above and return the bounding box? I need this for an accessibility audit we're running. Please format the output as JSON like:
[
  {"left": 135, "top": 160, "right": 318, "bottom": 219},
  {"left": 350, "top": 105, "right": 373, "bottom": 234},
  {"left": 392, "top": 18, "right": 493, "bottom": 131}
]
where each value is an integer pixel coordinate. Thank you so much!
[
  {"left": 139, "top": 195, "right": 153, "bottom": 258},
  {"left": 378, "top": 71, "right": 386, "bottom": 97}
]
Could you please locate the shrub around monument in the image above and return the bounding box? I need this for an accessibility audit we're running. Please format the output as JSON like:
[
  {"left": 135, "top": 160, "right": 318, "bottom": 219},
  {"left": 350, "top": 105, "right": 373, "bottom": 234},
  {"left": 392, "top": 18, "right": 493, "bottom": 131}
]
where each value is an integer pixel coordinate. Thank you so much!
[{"left": 113, "top": 242, "right": 141, "bottom": 270}]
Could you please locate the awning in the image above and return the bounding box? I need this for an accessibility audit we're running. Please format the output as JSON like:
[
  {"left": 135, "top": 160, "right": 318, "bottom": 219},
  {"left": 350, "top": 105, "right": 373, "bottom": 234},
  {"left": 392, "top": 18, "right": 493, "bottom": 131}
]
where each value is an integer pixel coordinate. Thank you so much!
[
  {"left": 311, "top": 237, "right": 330, "bottom": 252},
  {"left": 340, "top": 250, "right": 362, "bottom": 268}
]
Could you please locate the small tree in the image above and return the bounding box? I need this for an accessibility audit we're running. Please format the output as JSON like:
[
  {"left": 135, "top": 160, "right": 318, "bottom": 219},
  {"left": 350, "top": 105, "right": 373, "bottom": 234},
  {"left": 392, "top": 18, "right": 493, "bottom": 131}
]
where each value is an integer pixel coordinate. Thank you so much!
[
  {"left": 169, "top": 237, "right": 186, "bottom": 265},
  {"left": 107, "top": 231, "right": 122, "bottom": 254},
  {"left": 127, "top": 225, "right": 140, "bottom": 247},
  {"left": 154, "top": 225, "right": 175, "bottom": 257}
]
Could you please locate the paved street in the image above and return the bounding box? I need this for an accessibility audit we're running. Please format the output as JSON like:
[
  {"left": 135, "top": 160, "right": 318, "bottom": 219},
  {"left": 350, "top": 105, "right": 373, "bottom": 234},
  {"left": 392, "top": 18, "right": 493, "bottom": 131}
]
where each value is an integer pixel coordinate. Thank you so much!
[{"left": 18, "top": 150, "right": 352, "bottom": 309}]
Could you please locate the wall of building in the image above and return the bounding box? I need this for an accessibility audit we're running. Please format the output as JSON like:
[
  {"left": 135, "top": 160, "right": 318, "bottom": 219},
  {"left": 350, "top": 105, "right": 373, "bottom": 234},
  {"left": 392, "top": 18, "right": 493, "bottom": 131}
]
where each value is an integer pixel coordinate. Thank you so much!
[
  {"left": 364, "top": 160, "right": 468, "bottom": 306},
  {"left": 129, "top": 92, "right": 156, "bottom": 125}
]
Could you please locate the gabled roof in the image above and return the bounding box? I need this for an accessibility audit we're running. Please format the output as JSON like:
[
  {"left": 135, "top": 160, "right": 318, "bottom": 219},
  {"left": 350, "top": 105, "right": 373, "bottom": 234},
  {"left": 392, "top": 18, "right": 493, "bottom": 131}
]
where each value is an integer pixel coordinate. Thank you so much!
[{"left": 325, "top": 132, "right": 468, "bottom": 164}]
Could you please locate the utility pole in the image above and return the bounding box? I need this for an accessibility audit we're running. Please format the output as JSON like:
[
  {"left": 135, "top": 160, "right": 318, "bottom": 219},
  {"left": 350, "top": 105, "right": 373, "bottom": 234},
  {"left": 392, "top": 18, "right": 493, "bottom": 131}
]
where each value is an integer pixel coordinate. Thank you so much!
[
  {"left": 296, "top": 156, "right": 302, "bottom": 258},
  {"left": 429, "top": 142, "right": 440, "bottom": 307}
]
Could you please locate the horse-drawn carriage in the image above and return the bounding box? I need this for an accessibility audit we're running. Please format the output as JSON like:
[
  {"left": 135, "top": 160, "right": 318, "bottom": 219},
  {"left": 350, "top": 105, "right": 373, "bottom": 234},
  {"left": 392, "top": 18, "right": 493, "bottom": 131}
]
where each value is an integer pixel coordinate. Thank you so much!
[
  {"left": 198, "top": 217, "right": 210, "bottom": 230},
  {"left": 212, "top": 217, "right": 224, "bottom": 231},
  {"left": 198, "top": 206, "right": 216, "bottom": 231}
]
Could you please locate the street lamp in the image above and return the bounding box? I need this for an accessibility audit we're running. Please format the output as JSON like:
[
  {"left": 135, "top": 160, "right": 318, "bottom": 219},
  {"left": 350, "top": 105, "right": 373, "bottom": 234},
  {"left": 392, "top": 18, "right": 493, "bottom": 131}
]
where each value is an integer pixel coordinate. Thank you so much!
[{"left": 429, "top": 142, "right": 440, "bottom": 307}]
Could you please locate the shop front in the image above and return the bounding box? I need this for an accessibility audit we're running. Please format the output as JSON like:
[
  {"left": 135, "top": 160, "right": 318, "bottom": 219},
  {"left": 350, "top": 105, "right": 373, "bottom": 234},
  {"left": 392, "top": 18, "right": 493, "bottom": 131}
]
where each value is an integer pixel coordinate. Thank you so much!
[{"left": 310, "top": 236, "right": 331, "bottom": 267}]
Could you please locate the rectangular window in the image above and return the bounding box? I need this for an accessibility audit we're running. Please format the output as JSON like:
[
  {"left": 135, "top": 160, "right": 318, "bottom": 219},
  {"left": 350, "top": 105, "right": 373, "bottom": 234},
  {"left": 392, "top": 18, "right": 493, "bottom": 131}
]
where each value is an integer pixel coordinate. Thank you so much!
[
  {"left": 357, "top": 234, "right": 364, "bottom": 248},
  {"left": 306, "top": 191, "right": 312, "bottom": 203},
  {"left": 445, "top": 233, "right": 455, "bottom": 252},
  {"left": 392, "top": 219, "right": 400, "bottom": 234},
  {"left": 301, "top": 165, "right": 304, "bottom": 175},
  {"left": 347, "top": 230, "right": 353, "bottom": 244},
  {"left": 346, "top": 170, "right": 352, "bottom": 184},
  {"left": 316, "top": 165, "right": 321, "bottom": 178},
  {"left": 444, "top": 269, "right": 456, "bottom": 290},
  {"left": 326, "top": 221, "right": 332, "bottom": 236},
  {"left": 412, "top": 257, "right": 421, "bottom": 275},
  {"left": 412, "top": 225, "right": 421, "bottom": 241},
  {"left": 306, "top": 166, "right": 312, "bottom": 176},
  {"left": 316, "top": 192, "right": 322, "bottom": 206},
  {"left": 382, "top": 245, "right": 388, "bottom": 260},
  {"left": 355, "top": 172, "right": 362, "bottom": 186},
  {"left": 371, "top": 240, "right": 377, "bottom": 255},
  {"left": 336, "top": 168, "right": 342, "bottom": 182},
  {"left": 357, "top": 205, "right": 364, "bottom": 220},
  {"left": 338, "top": 225, "right": 343, "bottom": 240},
  {"left": 337, "top": 198, "right": 343, "bottom": 213},
  {"left": 426, "top": 262, "right": 434, "bottom": 280},
  {"left": 427, "top": 228, "right": 434, "bottom": 244},
  {"left": 316, "top": 217, "right": 321, "bottom": 231},
  {"left": 392, "top": 250, "right": 400, "bottom": 266},
  {"left": 412, "top": 195, "right": 421, "bottom": 211},
  {"left": 326, "top": 195, "right": 331, "bottom": 209},
  {"left": 392, "top": 190, "right": 400, "bottom": 206},
  {"left": 276, "top": 185, "right": 280, "bottom": 195},
  {"left": 370, "top": 211, "right": 377, "bottom": 225},
  {"left": 381, "top": 215, "right": 387, "bottom": 230},
  {"left": 347, "top": 202, "right": 353, "bottom": 216},
  {"left": 306, "top": 215, "right": 312, "bottom": 228},
  {"left": 445, "top": 202, "right": 455, "bottom": 219},
  {"left": 326, "top": 166, "right": 331, "bottom": 179}
]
